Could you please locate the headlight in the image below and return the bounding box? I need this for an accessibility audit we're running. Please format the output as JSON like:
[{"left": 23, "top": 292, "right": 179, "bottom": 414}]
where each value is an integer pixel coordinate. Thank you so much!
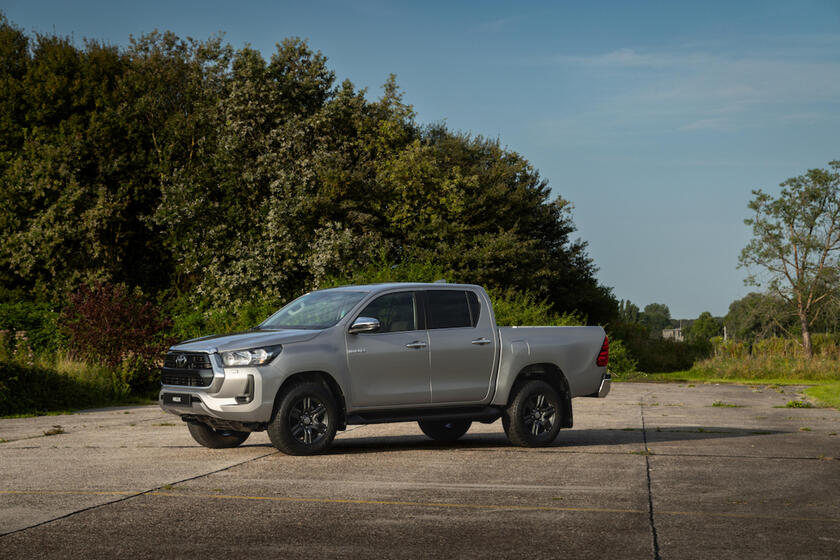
[{"left": 220, "top": 345, "right": 282, "bottom": 367}]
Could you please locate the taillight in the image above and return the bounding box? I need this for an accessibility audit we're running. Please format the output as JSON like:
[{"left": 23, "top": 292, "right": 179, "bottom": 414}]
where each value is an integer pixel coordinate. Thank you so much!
[{"left": 596, "top": 336, "right": 609, "bottom": 367}]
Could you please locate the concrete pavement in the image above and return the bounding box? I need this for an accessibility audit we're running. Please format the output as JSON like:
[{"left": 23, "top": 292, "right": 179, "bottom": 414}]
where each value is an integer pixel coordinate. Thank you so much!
[{"left": 0, "top": 383, "right": 837, "bottom": 558}]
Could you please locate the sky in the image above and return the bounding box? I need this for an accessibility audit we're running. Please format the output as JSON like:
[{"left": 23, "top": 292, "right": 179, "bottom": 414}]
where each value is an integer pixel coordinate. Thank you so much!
[{"left": 4, "top": 0, "right": 840, "bottom": 318}]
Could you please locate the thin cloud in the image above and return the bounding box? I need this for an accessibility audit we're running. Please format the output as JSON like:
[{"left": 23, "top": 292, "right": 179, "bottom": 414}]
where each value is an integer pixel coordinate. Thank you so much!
[
  {"left": 477, "top": 15, "right": 523, "bottom": 33},
  {"left": 539, "top": 37, "right": 840, "bottom": 133}
]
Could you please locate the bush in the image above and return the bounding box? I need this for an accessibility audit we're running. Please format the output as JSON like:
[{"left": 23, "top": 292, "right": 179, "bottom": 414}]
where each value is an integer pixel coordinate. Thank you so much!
[
  {"left": 60, "top": 282, "right": 172, "bottom": 391},
  {"left": 165, "top": 298, "right": 280, "bottom": 342},
  {"left": 0, "top": 301, "right": 61, "bottom": 354},
  {"left": 608, "top": 338, "right": 637, "bottom": 376},
  {"left": 489, "top": 289, "right": 583, "bottom": 327}
]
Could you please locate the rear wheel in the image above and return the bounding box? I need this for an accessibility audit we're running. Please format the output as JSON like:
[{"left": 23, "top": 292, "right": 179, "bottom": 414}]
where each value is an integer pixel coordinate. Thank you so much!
[
  {"left": 418, "top": 419, "right": 472, "bottom": 442},
  {"left": 187, "top": 421, "right": 250, "bottom": 449},
  {"left": 503, "top": 380, "right": 563, "bottom": 447},
  {"left": 268, "top": 382, "right": 338, "bottom": 456}
]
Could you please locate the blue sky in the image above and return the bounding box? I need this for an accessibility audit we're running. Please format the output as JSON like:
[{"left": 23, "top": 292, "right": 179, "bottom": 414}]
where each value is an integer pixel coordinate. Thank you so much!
[{"left": 5, "top": 0, "right": 840, "bottom": 318}]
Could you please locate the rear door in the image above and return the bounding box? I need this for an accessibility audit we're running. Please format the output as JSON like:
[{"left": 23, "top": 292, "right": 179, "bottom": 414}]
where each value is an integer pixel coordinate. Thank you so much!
[
  {"left": 426, "top": 289, "right": 496, "bottom": 403},
  {"left": 346, "top": 291, "right": 431, "bottom": 407}
]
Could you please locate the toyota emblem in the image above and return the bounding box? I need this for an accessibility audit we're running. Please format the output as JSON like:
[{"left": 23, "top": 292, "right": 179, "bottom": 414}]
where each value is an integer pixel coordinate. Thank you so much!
[{"left": 175, "top": 354, "right": 188, "bottom": 368}]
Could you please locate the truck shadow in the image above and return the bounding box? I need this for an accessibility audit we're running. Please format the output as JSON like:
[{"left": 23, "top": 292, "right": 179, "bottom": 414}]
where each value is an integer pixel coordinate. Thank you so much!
[{"left": 319, "top": 426, "right": 787, "bottom": 455}]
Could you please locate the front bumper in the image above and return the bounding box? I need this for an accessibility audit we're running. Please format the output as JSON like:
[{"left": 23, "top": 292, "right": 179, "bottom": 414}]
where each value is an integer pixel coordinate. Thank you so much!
[{"left": 159, "top": 353, "right": 275, "bottom": 423}]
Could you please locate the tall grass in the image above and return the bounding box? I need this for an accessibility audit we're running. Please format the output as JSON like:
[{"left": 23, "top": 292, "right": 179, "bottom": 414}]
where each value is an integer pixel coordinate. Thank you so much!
[
  {"left": 692, "top": 335, "right": 840, "bottom": 381},
  {"left": 0, "top": 355, "right": 143, "bottom": 417}
]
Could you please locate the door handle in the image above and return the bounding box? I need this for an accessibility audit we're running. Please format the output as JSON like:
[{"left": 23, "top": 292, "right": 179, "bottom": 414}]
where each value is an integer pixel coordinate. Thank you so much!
[
  {"left": 471, "top": 338, "right": 492, "bottom": 345},
  {"left": 405, "top": 341, "right": 427, "bottom": 349}
]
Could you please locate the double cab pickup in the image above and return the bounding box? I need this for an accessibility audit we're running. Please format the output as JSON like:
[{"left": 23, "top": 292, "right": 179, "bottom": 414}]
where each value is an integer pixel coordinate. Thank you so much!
[{"left": 160, "top": 282, "right": 611, "bottom": 455}]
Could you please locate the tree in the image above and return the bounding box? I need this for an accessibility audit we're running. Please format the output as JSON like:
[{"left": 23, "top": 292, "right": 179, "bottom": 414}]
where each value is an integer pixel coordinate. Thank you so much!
[
  {"left": 687, "top": 311, "right": 721, "bottom": 343},
  {"left": 640, "top": 303, "right": 671, "bottom": 335},
  {"left": 724, "top": 292, "right": 793, "bottom": 341},
  {"left": 739, "top": 161, "right": 840, "bottom": 357},
  {"left": 619, "top": 299, "right": 640, "bottom": 323}
]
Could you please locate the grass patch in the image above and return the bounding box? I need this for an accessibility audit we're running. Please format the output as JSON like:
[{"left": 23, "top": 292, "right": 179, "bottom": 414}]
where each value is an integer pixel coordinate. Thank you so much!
[
  {"left": 784, "top": 400, "right": 814, "bottom": 408},
  {"left": 712, "top": 401, "right": 743, "bottom": 408},
  {"left": 616, "top": 370, "right": 821, "bottom": 385},
  {"left": 804, "top": 382, "right": 840, "bottom": 410}
]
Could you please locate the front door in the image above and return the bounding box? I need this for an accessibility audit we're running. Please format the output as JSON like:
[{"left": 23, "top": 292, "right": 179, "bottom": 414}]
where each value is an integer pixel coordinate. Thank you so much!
[{"left": 346, "top": 291, "right": 431, "bottom": 407}]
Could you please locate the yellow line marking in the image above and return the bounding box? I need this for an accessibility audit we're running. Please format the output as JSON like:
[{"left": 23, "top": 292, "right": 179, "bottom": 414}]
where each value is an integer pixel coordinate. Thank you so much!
[
  {"left": 148, "top": 491, "right": 640, "bottom": 514},
  {"left": 2, "top": 490, "right": 838, "bottom": 524},
  {"left": 0, "top": 490, "right": 136, "bottom": 497}
]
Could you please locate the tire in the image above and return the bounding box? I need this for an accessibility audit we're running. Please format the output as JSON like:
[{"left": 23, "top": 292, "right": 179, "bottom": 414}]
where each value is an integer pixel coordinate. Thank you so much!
[
  {"left": 503, "top": 380, "right": 563, "bottom": 447},
  {"left": 267, "top": 382, "right": 338, "bottom": 456},
  {"left": 418, "top": 419, "right": 472, "bottom": 442},
  {"left": 187, "top": 421, "right": 250, "bottom": 449}
]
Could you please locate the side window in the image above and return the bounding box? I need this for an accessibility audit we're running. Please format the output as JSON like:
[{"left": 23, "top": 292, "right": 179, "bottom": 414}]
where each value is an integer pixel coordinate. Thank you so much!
[
  {"left": 358, "top": 292, "right": 417, "bottom": 333},
  {"left": 467, "top": 291, "right": 481, "bottom": 327},
  {"left": 427, "top": 290, "right": 472, "bottom": 329}
]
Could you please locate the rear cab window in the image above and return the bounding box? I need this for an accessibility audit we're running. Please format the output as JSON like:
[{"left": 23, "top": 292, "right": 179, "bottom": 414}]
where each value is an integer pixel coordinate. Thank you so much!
[{"left": 426, "top": 290, "right": 481, "bottom": 329}]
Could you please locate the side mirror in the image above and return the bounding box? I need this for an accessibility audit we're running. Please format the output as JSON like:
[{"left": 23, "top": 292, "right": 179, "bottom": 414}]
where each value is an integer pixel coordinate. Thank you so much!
[{"left": 349, "top": 317, "right": 380, "bottom": 334}]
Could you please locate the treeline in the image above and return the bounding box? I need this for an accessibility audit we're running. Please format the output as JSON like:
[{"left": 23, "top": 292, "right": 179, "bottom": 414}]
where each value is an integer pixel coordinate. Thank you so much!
[{"left": 0, "top": 14, "right": 615, "bottom": 324}]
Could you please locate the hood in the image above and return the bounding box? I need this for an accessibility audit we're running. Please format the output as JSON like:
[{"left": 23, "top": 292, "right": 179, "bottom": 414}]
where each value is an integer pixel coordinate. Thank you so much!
[{"left": 170, "top": 329, "right": 323, "bottom": 353}]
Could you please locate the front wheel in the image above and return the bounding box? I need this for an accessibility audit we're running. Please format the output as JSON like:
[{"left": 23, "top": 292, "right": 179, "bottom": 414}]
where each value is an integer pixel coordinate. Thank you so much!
[
  {"left": 267, "top": 382, "right": 338, "bottom": 456},
  {"left": 503, "top": 380, "right": 563, "bottom": 447},
  {"left": 418, "top": 419, "right": 472, "bottom": 442},
  {"left": 187, "top": 421, "right": 250, "bottom": 449}
]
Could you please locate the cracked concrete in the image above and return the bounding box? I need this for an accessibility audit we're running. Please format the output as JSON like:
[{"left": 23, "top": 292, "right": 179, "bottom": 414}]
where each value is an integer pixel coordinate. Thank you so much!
[{"left": 0, "top": 383, "right": 838, "bottom": 558}]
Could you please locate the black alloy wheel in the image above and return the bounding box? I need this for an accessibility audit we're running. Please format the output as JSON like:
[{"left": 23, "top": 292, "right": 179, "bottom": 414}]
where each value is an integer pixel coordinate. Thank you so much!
[
  {"left": 503, "top": 380, "right": 563, "bottom": 447},
  {"left": 268, "top": 382, "right": 338, "bottom": 455}
]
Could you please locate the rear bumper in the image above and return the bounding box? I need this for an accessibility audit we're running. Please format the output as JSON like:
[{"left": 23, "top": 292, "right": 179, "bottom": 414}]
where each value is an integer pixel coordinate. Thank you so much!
[
  {"left": 597, "top": 372, "right": 611, "bottom": 398},
  {"left": 584, "top": 371, "right": 611, "bottom": 398}
]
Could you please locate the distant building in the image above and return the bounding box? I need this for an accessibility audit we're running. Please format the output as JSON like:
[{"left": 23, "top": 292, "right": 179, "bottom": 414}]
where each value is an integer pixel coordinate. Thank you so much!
[{"left": 662, "top": 328, "right": 684, "bottom": 342}]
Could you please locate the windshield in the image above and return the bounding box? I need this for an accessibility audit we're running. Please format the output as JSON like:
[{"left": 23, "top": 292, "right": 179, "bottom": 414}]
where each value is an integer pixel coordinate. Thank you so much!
[{"left": 259, "top": 290, "right": 367, "bottom": 330}]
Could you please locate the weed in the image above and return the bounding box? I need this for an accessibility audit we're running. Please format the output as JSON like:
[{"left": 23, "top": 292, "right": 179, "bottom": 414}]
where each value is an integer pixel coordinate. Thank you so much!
[
  {"left": 785, "top": 400, "right": 814, "bottom": 408},
  {"left": 153, "top": 422, "right": 177, "bottom": 427},
  {"left": 161, "top": 484, "right": 174, "bottom": 490},
  {"left": 800, "top": 427, "right": 812, "bottom": 432},
  {"left": 630, "top": 448, "right": 654, "bottom": 456},
  {"left": 712, "top": 401, "right": 743, "bottom": 408}
]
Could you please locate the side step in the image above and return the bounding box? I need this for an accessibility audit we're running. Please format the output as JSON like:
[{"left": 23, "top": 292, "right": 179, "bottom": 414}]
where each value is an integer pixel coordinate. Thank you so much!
[{"left": 346, "top": 406, "right": 503, "bottom": 426}]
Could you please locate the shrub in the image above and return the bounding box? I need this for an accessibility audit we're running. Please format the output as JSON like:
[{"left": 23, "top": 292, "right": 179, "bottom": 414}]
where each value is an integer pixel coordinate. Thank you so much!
[
  {"left": 60, "top": 282, "right": 172, "bottom": 391},
  {"left": 0, "top": 301, "right": 61, "bottom": 354},
  {"left": 608, "top": 338, "right": 638, "bottom": 376},
  {"left": 489, "top": 289, "right": 583, "bottom": 327}
]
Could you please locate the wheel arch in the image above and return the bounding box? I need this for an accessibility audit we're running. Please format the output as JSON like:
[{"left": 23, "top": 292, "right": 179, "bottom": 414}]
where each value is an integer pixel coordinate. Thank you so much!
[
  {"left": 275, "top": 370, "right": 347, "bottom": 430},
  {"left": 507, "top": 363, "right": 573, "bottom": 428}
]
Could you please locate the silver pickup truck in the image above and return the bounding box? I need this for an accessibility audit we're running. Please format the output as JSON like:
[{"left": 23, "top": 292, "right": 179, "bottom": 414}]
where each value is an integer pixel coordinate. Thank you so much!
[{"left": 159, "top": 282, "right": 611, "bottom": 455}]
